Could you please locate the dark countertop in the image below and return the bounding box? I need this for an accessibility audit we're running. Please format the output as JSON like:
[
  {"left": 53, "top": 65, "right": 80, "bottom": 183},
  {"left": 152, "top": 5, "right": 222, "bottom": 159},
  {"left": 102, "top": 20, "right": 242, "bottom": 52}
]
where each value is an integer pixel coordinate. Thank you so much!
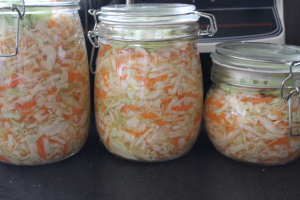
[{"left": 1, "top": 114, "right": 300, "bottom": 200}]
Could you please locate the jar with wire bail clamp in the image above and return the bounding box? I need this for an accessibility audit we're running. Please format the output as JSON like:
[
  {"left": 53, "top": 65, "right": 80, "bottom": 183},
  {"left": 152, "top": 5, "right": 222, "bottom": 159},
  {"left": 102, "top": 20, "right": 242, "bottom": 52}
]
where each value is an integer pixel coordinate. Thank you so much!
[
  {"left": 204, "top": 42, "right": 300, "bottom": 165},
  {"left": 0, "top": 0, "right": 90, "bottom": 165},
  {"left": 88, "top": 3, "right": 217, "bottom": 162}
]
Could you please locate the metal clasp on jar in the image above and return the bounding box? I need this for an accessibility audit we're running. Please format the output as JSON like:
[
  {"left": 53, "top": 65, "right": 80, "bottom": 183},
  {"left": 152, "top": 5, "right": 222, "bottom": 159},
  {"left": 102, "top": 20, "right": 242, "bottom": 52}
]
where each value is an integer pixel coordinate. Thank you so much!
[
  {"left": 87, "top": 9, "right": 101, "bottom": 74},
  {"left": 193, "top": 11, "right": 217, "bottom": 37},
  {"left": 281, "top": 61, "right": 300, "bottom": 136},
  {"left": 0, "top": 0, "right": 25, "bottom": 57}
]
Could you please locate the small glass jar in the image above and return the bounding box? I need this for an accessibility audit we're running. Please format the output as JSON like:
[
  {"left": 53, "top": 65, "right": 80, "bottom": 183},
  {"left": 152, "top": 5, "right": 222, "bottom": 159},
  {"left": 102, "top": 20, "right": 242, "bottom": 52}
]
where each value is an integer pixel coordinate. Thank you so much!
[
  {"left": 88, "top": 4, "right": 217, "bottom": 161},
  {"left": 0, "top": 0, "right": 90, "bottom": 165},
  {"left": 204, "top": 42, "right": 300, "bottom": 165}
]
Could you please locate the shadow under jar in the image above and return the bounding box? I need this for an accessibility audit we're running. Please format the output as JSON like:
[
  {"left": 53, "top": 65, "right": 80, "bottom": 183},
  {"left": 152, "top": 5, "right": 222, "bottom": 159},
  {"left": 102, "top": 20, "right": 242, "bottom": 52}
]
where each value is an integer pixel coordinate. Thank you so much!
[
  {"left": 0, "top": 0, "right": 90, "bottom": 165},
  {"left": 204, "top": 42, "right": 300, "bottom": 165},
  {"left": 88, "top": 4, "right": 217, "bottom": 161}
]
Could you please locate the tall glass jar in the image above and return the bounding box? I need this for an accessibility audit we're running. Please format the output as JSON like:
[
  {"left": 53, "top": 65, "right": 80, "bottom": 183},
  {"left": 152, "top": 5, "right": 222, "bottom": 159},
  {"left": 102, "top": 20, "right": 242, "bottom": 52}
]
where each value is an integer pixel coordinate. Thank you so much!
[
  {"left": 0, "top": 0, "right": 90, "bottom": 165},
  {"left": 204, "top": 42, "right": 300, "bottom": 165},
  {"left": 88, "top": 4, "right": 217, "bottom": 162}
]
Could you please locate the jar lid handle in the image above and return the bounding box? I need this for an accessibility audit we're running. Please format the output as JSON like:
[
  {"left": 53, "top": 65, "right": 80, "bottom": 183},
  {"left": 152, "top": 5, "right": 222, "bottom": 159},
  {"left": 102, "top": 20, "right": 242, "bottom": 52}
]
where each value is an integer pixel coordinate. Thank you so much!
[
  {"left": 194, "top": 11, "right": 217, "bottom": 37},
  {"left": 87, "top": 9, "right": 102, "bottom": 74},
  {"left": 281, "top": 61, "right": 300, "bottom": 136},
  {"left": 0, "top": 0, "right": 25, "bottom": 57}
]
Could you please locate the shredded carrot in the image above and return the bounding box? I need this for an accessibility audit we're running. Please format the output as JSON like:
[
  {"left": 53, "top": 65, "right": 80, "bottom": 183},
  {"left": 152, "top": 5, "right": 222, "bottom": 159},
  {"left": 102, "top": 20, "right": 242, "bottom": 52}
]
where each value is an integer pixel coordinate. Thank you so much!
[
  {"left": 101, "top": 101, "right": 107, "bottom": 112},
  {"left": 73, "top": 108, "right": 82, "bottom": 115},
  {"left": 194, "top": 114, "right": 202, "bottom": 125},
  {"left": 18, "top": 100, "right": 36, "bottom": 110},
  {"left": 127, "top": 127, "right": 150, "bottom": 136},
  {"left": 48, "top": 86, "right": 57, "bottom": 96},
  {"left": 63, "top": 108, "right": 82, "bottom": 120},
  {"left": 135, "top": 74, "right": 168, "bottom": 87},
  {"left": 36, "top": 135, "right": 47, "bottom": 159},
  {"left": 204, "top": 95, "right": 214, "bottom": 105},
  {"left": 101, "top": 70, "right": 109, "bottom": 87},
  {"left": 0, "top": 78, "right": 24, "bottom": 91},
  {"left": 183, "top": 92, "right": 199, "bottom": 98},
  {"left": 94, "top": 88, "right": 106, "bottom": 99},
  {"left": 267, "top": 137, "right": 287, "bottom": 148},
  {"left": 155, "top": 120, "right": 168, "bottom": 125},
  {"left": 214, "top": 100, "right": 224, "bottom": 109},
  {"left": 56, "top": 92, "right": 62, "bottom": 102},
  {"left": 0, "top": 154, "right": 10, "bottom": 163},
  {"left": 68, "top": 71, "right": 85, "bottom": 82},
  {"left": 63, "top": 114, "right": 73, "bottom": 120},
  {"left": 205, "top": 112, "right": 227, "bottom": 124},
  {"left": 163, "top": 85, "right": 174, "bottom": 90},
  {"left": 292, "top": 107, "right": 298, "bottom": 112},
  {"left": 48, "top": 20, "right": 60, "bottom": 28},
  {"left": 141, "top": 112, "right": 157, "bottom": 119},
  {"left": 171, "top": 104, "right": 192, "bottom": 111},
  {"left": 120, "top": 74, "right": 128, "bottom": 81},
  {"left": 76, "top": 50, "right": 85, "bottom": 61},
  {"left": 161, "top": 98, "right": 172, "bottom": 107},
  {"left": 170, "top": 137, "right": 180, "bottom": 147},
  {"left": 271, "top": 109, "right": 282, "bottom": 119},
  {"left": 105, "top": 137, "right": 110, "bottom": 147},
  {"left": 63, "top": 143, "right": 68, "bottom": 156},
  {"left": 121, "top": 105, "right": 140, "bottom": 113},
  {"left": 241, "top": 96, "right": 273, "bottom": 104},
  {"left": 275, "top": 121, "right": 290, "bottom": 127},
  {"left": 225, "top": 125, "right": 235, "bottom": 133},
  {"left": 151, "top": 74, "right": 168, "bottom": 83},
  {"left": 48, "top": 139, "right": 63, "bottom": 144}
]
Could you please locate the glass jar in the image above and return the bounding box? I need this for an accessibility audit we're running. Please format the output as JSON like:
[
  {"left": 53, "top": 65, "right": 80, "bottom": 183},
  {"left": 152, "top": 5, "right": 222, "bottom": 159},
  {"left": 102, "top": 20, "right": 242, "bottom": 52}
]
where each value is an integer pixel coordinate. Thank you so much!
[
  {"left": 88, "top": 4, "right": 217, "bottom": 161},
  {"left": 204, "top": 42, "right": 300, "bottom": 165},
  {"left": 0, "top": 0, "right": 90, "bottom": 165}
]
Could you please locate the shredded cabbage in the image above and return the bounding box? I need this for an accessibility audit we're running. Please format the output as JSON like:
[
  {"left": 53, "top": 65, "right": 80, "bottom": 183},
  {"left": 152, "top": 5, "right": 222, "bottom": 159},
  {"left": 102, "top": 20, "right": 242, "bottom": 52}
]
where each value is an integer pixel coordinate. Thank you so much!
[
  {"left": 0, "top": 11, "right": 90, "bottom": 165},
  {"left": 95, "top": 40, "right": 203, "bottom": 161},
  {"left": 204, "top": 85, "right": 300, "bottom": 165}
]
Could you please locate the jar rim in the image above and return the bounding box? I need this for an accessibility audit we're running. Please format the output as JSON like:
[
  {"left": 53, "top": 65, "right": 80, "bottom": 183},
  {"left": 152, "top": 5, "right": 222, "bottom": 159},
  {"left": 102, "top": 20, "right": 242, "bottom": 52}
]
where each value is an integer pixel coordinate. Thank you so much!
[
  {"left": 98, "top": 3, "right": 200, "bottom": 25},
  {"left": 211, "top": 42, "right": 300, "bottom": 74}
]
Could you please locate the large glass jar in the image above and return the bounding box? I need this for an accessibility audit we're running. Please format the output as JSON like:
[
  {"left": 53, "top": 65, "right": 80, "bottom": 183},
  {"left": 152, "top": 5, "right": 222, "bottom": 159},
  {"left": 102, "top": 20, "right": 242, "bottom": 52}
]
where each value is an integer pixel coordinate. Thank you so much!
[
  {"left": 204, "top": 42, "right": 300, "bottom": 165},
  {"left": 0, "top": 0, "right": 90, "bottom": 165},
  {"left": 88, "top": 4, "right": 217, "bottom": 161}
]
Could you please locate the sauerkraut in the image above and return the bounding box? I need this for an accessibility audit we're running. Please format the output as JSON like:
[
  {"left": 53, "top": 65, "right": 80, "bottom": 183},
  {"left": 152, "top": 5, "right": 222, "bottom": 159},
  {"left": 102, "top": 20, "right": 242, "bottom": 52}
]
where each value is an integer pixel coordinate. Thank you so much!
[
  {"left": 0, "top": 11, "right": 90, "bottom": 165},
  {"left": 204, "top": 84, "right": 300, "bottom": 165},
  {"left": 94, "top": 40, "right": 202, "bottom": 161}
]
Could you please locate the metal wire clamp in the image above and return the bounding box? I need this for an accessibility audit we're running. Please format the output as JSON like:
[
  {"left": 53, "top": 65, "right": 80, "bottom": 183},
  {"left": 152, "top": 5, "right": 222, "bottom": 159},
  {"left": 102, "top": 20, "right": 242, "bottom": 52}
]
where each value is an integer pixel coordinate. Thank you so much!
[
  {"left": 0, "top": 0, "right": 25, "bottom": 57},
  {"left": 281, "top": 61, "right": 300, "bottom": 136}
]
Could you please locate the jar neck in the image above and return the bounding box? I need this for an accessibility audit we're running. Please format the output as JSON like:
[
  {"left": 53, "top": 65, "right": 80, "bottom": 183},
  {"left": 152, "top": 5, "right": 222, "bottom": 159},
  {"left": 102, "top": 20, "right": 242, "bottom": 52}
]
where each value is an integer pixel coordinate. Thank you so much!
[
  {"left": 211, "top": 61, "right": 300, "bottom": 89},
  {"left": 97, "top": 22, "right": 200, "bottom": 42}
]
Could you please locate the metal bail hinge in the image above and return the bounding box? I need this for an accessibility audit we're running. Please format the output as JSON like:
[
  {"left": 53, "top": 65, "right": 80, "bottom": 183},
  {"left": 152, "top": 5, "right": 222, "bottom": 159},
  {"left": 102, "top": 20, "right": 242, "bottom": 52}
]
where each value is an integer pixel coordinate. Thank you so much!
[
  {"left": 87, "top": 9, "right": 101, "bottom": 74},
  {"left": 0, "top": 0, "right": 25, "bottom": 57},
  {"left": 281, "top": 61, "right": 300, "bottom": 136},
  {"left": 194, "top": 11, "right": 217, "bottom": 37}
]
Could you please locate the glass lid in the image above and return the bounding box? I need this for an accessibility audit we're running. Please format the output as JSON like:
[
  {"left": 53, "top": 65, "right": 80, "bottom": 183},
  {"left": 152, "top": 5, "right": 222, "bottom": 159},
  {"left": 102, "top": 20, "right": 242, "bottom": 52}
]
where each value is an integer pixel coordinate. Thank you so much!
[
  {"left": 211, "top": 42, "right": 300, "bottom": 73},
  {"left": 99, "top": 3, "right": 200, "bottom": 24}
]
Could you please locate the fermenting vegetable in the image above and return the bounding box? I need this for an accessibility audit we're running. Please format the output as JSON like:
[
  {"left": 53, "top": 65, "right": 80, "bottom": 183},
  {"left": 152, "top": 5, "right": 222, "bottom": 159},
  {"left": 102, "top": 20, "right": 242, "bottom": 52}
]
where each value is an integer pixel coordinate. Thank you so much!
[
  {"left": 0, "top": 11, "right": 90, "bottom": 165},
  {"left": 94, "top": 40, "right": 202, "bottom": 161},
  {"left": 204, "top": 84, "right": 300, "bottom": 165}
]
